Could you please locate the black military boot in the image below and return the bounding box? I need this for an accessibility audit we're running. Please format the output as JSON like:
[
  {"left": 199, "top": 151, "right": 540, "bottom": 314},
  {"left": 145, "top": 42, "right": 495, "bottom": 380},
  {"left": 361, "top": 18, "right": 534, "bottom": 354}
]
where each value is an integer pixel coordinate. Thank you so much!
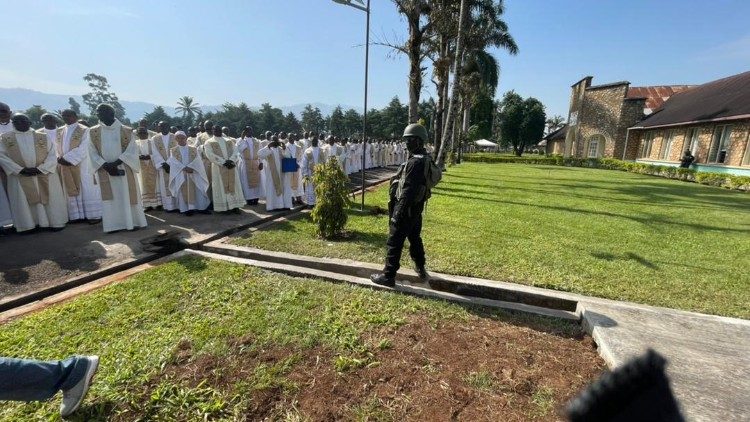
[
  {"left": 370, "top": 273, "right": 395, "bottom": 288},
  {"left": 415, "top": 265, "right": 430, "bottom": 282}
]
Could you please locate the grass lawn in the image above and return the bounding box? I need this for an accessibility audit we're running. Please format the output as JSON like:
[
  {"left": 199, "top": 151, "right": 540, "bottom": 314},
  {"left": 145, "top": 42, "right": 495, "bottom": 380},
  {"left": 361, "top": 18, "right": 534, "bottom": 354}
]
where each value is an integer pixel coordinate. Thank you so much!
[
  {"left": 0, "top": 257, "right": 601, "bottom": 421},
  {"left": 232, "top": 163, "right": 750, "bottom": 318}
]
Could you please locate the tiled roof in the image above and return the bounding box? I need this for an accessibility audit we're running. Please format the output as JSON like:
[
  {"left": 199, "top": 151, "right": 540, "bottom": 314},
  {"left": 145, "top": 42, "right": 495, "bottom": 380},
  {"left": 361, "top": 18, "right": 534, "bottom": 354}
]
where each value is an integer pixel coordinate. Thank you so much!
[
  {"left": 626, "top": 85, "right": 696, "bottom": 113},
  {"left": 543, "top": 124, "right": 567, "bottom": 141},
  {"left": 632, "top": 71, "right": 750, "bottom": 128}
]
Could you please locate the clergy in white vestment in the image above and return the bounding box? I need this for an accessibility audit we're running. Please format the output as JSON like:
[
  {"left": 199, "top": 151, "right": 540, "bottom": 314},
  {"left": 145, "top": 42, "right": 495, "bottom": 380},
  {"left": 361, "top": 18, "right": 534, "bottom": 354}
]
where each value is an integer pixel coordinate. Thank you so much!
[
  {"left": 258, "top": 135, "right": 293, "bottom": 211},
  {"left": 203, "top": 126, "right": 245, "bottom": 213},
  {"left": 236, "top": 127, "right": 264, "bottom": 205},
  {"left": 0, "top": 114, "right": 68, "bottom": 232},
  {"left": 365, "top": 140, "right": 374, "bottom": 169},
  {"left": 301, "top": 138, "right": 325, "bottom": 206},
  {"left": 87, "top": 104, "right": 147, "bottom": 233},
  {"left": 322, "top": 136, "right": 346, "bottom": 173},
  {"left": 167, "top": 132, "right": 210, "bottom": 214},
  {"left": 150, "top": 122, "right": 178, "bottom": 211},
  {"left": 53, "top": 110, "right": 103, "bottom": 221},
  {"left": 283, "top": 133, "right": 303, "bottom": 203},
  {"left": 0, "top": 102, "right": 14, "bottom": 227},
  {"left": 135, "top": 127, "right": 161, "bottom": 209}
]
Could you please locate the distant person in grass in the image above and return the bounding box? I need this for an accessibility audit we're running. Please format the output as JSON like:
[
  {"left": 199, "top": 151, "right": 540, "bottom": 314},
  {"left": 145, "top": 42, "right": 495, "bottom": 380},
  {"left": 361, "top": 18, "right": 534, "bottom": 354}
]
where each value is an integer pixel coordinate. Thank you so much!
[
  {"left": 680, "top": 150, "right": 695, "bottom": 168},
  {"left": 371, "top": 124, "right": 432, "bottom": 287},
  {"left": 168, "top": 131, "right": 210, "bottom": 215},
  {"left": 0, "top": 355, "right": 99, "bottom": 417}
]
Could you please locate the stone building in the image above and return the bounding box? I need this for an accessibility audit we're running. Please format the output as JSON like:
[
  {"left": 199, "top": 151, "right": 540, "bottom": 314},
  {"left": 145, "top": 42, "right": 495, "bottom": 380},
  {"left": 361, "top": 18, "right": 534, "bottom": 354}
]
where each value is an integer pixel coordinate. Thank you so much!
[
  {"left": 626, "top": 71, "right": 750, "bottom": 175},
  {"left": 543, "top": 125, "right": 567, "bottom": 155},
  {"left": 562, "top": 76, "right": 692, "bottom": 159}
]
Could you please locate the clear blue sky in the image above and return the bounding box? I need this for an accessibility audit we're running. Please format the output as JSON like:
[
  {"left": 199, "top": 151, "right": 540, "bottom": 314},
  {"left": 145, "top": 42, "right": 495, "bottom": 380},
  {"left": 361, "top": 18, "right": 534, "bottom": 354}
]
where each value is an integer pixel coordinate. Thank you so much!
[{"left": 2, "top": 0, "right": 749, "bottom": 117}]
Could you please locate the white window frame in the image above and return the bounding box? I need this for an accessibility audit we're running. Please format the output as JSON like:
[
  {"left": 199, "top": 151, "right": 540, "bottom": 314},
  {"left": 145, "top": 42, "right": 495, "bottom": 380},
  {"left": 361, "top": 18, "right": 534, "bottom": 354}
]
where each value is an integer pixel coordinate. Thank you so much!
[
  {"left": 708, "top": 125, "right": 733, "bottom": 164},
  {"left": 587, "top": 139, "right": 599, "bottom": 158},
  {"left": 640, "top": 132, "right": 654, "bottom": 158},
  {"left": 686, "top": 128, "right": 700, "bottom": 156},
  {"left": 660, "top": 130, "right": 675, "bottom": 160}
]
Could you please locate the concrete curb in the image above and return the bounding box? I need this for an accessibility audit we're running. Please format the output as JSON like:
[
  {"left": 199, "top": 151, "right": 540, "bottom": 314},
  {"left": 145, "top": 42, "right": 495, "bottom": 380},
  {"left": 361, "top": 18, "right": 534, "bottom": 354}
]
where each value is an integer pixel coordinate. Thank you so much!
[{"left": 184, "top": 249, "right": 579, "bottom": 321}]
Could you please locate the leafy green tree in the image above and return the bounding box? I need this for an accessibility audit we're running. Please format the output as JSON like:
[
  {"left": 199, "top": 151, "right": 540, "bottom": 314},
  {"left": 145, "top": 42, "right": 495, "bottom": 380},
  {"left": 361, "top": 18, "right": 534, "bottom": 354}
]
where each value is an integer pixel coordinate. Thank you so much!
[
  {"left": 343, "top": 108, "right": 362, "bottom": 137},
  {"left": 204, "top": 102, "right": 257, "bottom": 136},
  {"left": 24, "top": 105, "right": 49, "bottom": 128},
  {"left": 381, "top": 96, "right": 409, "bottom": 139},
  {"left": 68, "top": 97, "right": 81, "bottom": 115},
  {"left": 520, "top": 97, "right": 546, "bottom": 154},
  {"left": 498, "top": 91, "right": 545, "bottom": 156},
  {"left": 329, "top": 106, "right": 345, "bottom": 136},
  {"left": 81, "top": 73, "right": 126, "bottom": 120},
  {"left": 257, "top": 103, "right": 284, "bottom": 133},
  {"left": 301, "top": 104, "right": 325, "bottom": 133},
  {"left": 282, "top": 112, "right": 303, "bottom": 134},
  {"left": 142, "top": 106, "right": 174, "bottom": 128},
  {"left": 545, "top": 115, "right": 566, "bottom": 134}
]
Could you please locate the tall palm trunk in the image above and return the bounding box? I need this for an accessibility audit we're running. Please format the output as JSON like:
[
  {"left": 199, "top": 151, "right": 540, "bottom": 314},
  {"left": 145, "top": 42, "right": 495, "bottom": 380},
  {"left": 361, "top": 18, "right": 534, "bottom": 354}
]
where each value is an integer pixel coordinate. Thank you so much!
[
  {"left": 407, "top": 10, "right": 423, "bottom": 123},
  {"left": 437, "top": 0, "right": 469, "bottom": 167}
]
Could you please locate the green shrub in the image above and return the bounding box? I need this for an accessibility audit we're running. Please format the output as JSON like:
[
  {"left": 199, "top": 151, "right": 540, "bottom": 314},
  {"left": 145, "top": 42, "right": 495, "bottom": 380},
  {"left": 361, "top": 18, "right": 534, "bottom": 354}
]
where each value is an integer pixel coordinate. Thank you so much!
[
  {"left": 462, "top": 153, "right": 749, "bottom": 191},
  {"left": 310, "top": 157, "right": 351, "bottom": 239}
]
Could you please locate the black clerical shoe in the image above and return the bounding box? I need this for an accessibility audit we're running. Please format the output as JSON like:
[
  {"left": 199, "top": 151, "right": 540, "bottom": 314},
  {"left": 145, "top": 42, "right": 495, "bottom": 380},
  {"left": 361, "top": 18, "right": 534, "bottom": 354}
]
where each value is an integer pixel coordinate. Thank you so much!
[{"left": 370, "top": 273, "right": 395, "bottom": 288}]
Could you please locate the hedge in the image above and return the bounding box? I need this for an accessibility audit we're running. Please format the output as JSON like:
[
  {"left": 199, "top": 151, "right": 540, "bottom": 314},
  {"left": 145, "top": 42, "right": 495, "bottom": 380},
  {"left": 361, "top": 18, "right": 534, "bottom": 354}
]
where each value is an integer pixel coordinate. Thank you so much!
[{"left": 462, "top": 153, "right": 750, "bottom": 191}]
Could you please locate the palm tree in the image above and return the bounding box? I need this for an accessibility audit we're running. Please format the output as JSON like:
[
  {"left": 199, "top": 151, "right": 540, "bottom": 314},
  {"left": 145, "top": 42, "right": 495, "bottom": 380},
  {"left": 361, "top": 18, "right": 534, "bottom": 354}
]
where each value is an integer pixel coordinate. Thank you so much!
[
  {"left": 176, "top": 96, "right": 200, "bottom": 126},
  {"left": 545, "top": 115, "right": 566, "bottom": 134}
]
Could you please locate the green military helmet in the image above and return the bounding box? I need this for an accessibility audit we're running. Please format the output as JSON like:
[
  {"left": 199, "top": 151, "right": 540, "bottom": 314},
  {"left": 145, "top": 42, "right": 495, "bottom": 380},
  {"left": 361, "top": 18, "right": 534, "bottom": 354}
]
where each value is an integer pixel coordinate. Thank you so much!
[{"left": 402, "top": 123, "right": 428, "bottom": 143}]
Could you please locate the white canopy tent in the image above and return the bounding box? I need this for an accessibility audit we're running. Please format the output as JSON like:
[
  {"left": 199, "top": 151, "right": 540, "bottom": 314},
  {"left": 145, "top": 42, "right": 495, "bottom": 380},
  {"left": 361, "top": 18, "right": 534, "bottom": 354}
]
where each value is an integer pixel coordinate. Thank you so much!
[{"left": 474, "top": 139, "right": 499, "bottom": 151}]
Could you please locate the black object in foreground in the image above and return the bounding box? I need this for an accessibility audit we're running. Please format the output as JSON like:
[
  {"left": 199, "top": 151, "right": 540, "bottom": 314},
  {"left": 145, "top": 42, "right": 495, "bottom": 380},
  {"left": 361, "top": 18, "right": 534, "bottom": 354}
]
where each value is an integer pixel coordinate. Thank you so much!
[{"left": 567, "top": 349, "right": 685, "bottom": 422}]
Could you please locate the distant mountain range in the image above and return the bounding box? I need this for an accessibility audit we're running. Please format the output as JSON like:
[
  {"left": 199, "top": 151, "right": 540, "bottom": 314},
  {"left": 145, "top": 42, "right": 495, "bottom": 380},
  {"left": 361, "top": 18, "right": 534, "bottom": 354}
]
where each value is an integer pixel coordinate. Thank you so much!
[{"left": 0, "top": 88, "right": 360, "bottom": 120}]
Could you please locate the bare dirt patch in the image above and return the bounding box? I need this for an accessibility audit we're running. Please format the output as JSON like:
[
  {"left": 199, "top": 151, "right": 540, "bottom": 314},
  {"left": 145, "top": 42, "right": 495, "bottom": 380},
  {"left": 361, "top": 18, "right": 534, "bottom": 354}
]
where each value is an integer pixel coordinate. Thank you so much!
[{"left": 128, "top": 314, "right": 604, "bottom": 421}]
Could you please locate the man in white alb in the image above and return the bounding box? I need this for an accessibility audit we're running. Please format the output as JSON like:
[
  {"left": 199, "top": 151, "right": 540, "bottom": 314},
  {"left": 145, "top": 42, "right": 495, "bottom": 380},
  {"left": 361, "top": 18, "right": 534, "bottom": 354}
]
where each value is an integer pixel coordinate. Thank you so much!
[
  {"left": 0, "top": 114, "right": 68, "bottom": 232},
  {"left": 53, "top": 110, "right": 103, "bottom": 222},
  {"left": 258, "top": 135, "right": 293, "bottom": 211},
  {"left": 0, "top": 102, "right": 14, "bottom": 229},
  {"left": 301, "top": 135, "right": 326, "bottom": 206},
  {"left": 236, "top": 126, "right": 264, "bottom": 205},
  {"left": 150, "top": 121, "right": 178, "bottom": 212},
  {"left": 168, "top": 131, "right": 210, "bottom": 215},
  {"left": 87, "top": 104, "right": 147, "bottom": 232},
  {"left": 203, "top": 125, "right": 245, "bottom": 213}
]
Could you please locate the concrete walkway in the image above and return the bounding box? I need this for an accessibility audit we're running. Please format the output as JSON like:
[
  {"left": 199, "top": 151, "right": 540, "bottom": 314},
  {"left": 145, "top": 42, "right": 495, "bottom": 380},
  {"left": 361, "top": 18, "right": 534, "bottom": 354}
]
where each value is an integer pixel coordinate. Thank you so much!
[
  {"left": 199, "top": 243, "right": 750, "bottom": 422},
  {"left": 0, "top": 167, "right": 398, "bottom": 300}
]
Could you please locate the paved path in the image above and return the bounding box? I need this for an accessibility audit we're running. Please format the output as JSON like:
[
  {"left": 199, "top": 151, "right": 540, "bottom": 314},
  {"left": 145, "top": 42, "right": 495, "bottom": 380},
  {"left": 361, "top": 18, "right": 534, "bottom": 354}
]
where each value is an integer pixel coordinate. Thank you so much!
[{"left": 0, "top": 167, "right": 397, "bottom": 299}]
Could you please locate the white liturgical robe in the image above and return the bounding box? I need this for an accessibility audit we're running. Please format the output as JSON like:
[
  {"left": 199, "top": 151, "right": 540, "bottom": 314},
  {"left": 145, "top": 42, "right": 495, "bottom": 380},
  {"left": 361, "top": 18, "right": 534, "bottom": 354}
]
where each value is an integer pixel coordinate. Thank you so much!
[
  {"left": 301, "top": 146, "right": 325, "bottom": 206},
  {"left": 236, "top": 137, "right": 265, "bottom": 201},
  {"left": 54, "top": 124, "right": 103, "bottom": 220},
  {"left": 284, "top": 142, "right": 303, "bottom": 198},
  {"left": 0, "top": 121, "right": 13, "bottom": 226},
  {"left": 203, "top": 136, "right": 245, "bottom": 212},
  {"left": 150, "top": 133, "right": 178, "bottom": 211},
  {"left": 87, "top": 119, "right": 147, "bottom": 232},
  {"left": 0, "top": 130, "right": 68, "bottom": 232},
  {"left": 167, "top": 145, "right": 210, "bottom": 212},
  {"left": 258, "top": 145, "right": 293, "bottom": 211}
]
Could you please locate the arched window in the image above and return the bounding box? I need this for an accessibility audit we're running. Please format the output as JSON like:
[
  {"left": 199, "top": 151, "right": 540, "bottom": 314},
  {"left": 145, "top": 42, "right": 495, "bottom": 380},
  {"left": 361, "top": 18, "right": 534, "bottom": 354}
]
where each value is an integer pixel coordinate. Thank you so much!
[{"left": 587, "top": 135, "right": 605, "bottom": 158}]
